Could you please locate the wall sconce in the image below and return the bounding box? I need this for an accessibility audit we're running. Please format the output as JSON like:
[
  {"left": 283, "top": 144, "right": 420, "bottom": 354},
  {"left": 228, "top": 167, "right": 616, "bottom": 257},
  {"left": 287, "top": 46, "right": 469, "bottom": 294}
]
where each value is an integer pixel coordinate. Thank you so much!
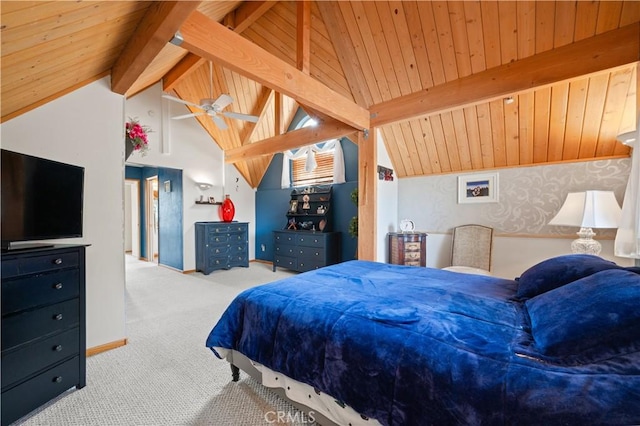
[
  {"left": 548, "top": 190, "right": 622, "bottom": 255},
  {"left": 195, "top": 182, "right": 213, "bottom": 190},
  {"left": 504, "top": 96, "right": 514, "bottom": 105}
]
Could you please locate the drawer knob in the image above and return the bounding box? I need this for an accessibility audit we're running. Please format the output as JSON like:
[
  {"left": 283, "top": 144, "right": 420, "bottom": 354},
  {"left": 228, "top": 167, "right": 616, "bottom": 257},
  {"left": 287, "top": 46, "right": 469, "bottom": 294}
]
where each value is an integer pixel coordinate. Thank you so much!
[
  {"left": 54, "top": 313, "right": 63, "bottom": 321},
  {"left": 54, "top": 283, "right": 63, "bottom": 290},
  {"left": 54, "top": 344, "right": 63, "bottom": 352},
  {"left": 53, "top": 376, "right": 63, "bottom": 383},
  {"left": 54, "top": 258, "right": 63, "bottom": 265}
]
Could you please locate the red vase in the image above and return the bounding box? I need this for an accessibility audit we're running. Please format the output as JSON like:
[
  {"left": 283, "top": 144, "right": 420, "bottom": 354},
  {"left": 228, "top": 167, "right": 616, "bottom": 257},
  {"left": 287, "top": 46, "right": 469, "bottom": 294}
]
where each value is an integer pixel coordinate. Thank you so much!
[{"left": 221, "top": 194, "right": 235, "bottom": 222}]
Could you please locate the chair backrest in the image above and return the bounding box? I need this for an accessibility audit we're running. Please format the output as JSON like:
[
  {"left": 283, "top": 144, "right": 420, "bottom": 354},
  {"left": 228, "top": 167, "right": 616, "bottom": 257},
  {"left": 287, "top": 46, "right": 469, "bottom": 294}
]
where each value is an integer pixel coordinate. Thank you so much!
[{"left": 450, "top": 225, "right": 493, "bottom": 271}]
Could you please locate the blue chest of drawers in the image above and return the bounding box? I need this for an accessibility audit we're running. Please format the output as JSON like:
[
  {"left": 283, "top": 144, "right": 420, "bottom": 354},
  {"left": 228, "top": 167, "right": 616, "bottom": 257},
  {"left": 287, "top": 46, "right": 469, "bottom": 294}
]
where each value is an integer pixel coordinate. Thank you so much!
[
  {"left": 272, "top": 230, "right": 340, "bottom": 273},
  {"left": 1, "top": 245, "right": 87, "bottom": 426},
  {"left": 195, "top": 222, "right": 249, "bottom": 274}
]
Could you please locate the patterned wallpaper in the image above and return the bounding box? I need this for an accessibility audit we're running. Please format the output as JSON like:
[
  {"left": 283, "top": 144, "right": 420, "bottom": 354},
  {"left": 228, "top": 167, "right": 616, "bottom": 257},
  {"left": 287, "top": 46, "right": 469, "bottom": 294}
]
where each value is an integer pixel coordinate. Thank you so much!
[{"left": 399, "top": 159, "right": 631, "bottom": 237}]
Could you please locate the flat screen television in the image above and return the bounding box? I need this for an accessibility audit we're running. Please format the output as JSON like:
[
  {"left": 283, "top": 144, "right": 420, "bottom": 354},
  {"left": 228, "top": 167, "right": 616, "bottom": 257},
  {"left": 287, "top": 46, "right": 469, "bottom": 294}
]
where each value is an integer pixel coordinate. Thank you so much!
[{"left": 1, "top": 149, "right": 84, "bottom": 250}]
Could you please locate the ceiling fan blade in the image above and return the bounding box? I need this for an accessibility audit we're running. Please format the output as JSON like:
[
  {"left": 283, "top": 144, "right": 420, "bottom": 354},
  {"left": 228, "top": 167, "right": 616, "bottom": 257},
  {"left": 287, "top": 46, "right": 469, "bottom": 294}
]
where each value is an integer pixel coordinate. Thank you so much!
[
  {"left": 213, "top": 94, "right": 234, "bottom": 110},
  {"left": 221, "top": 111, "right": 259, "bottom": 123},
  {"left": 162, "top": 94, "right": 203, "bottom": 109},
  {"left": 172, "top": 112, "right": 205, "bottom": 120},
  {"left": 212, "top": 115, "right": 228, "bottom": 130}
]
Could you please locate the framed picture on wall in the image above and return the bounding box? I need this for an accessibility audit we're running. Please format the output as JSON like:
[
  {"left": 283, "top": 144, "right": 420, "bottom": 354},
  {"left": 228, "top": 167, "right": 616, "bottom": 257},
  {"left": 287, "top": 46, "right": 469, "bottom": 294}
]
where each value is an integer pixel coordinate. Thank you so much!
[{"left": 458, "top": 173, "right": 499, "bottom": 204}]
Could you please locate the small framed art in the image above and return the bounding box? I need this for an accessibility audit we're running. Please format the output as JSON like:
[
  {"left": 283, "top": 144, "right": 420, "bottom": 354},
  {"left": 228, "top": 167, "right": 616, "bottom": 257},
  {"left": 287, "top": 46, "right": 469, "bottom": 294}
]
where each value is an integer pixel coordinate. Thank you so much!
[
  {"left": 458, "top": 173, "right": 498, "bottom": 204},
  {"left": 289, "top": 200, "right": 299, "bottom": 213}
]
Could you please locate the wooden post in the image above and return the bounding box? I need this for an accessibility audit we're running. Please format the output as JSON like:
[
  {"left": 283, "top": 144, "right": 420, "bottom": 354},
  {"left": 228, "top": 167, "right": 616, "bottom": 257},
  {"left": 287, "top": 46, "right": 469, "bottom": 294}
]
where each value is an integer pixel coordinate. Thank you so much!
[{"left": 357, "top": 129, "right": 376, "bottom": 260}]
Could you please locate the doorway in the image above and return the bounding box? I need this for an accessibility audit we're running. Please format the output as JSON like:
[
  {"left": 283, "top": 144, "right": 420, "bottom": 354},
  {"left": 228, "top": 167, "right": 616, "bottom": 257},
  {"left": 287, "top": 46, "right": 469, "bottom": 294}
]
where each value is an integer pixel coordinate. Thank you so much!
[
  {"left": 124, "top": 179, "right": 141, "bottom": 259},
  {"left": 145, "top": 176, "right": 159, "bottom": 264}
]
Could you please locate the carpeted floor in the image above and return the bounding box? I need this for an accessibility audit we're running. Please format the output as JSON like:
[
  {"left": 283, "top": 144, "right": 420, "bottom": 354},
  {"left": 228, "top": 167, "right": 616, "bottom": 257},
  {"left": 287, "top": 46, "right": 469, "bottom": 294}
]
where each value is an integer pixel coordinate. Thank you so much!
[{"left": 14, "top": 256, "right": 313, "bottom": 426}]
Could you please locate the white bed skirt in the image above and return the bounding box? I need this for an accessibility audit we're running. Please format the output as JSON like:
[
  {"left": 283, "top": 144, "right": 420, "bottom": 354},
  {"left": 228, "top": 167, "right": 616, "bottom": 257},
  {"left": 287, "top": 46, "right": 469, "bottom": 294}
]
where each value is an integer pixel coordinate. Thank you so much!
[{"left": 217, "top": 348, "right": 382, "bottom": 426}]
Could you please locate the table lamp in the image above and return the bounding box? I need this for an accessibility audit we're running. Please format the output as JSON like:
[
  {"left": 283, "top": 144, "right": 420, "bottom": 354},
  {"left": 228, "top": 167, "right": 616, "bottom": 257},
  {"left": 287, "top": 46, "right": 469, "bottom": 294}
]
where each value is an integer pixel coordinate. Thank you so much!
[{"left": 548, "top": 190, "right": 622, "bottom": 255}]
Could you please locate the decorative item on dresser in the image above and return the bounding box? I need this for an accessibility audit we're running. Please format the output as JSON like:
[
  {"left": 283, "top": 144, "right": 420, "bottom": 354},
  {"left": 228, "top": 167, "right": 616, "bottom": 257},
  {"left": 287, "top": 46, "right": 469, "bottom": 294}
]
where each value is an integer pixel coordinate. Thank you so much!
[
  {"left": 284, "top": 185, "right": 333, "bottom": 232},
  {"left": 272, "top": 230, "right": 340, "bottom": 273},
  {"left": 1, "top": 245, "right": 87, "bottom": 426},
  {"left": 388, "top": 231, "right": 428, "bottom": 266},
  {"left": 195, "top": 222, "right": 248, "bottom": 274},
  {"left": 220, "top": 195, "right": 235, "bottom": 222}
]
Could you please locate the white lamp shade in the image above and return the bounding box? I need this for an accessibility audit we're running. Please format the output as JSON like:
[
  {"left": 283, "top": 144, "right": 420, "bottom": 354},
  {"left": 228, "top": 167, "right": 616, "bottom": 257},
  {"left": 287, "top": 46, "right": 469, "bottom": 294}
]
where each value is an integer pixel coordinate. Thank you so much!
[{"left": 549, "top": 191, "right": 622, "bottom": 228}]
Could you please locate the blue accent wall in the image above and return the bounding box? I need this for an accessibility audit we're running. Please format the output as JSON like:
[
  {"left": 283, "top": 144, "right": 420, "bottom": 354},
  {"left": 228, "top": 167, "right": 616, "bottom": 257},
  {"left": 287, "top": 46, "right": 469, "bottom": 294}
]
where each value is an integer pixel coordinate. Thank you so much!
[{"left": 255, "top": 138, "right": 358, "bottom": 263}]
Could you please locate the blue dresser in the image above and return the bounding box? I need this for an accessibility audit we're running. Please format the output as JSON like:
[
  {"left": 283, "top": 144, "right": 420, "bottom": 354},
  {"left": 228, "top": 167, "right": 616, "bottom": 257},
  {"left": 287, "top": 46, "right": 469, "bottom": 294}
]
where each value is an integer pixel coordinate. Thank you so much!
[
  {"left": 273, "top": 230, "right": 340, "bottom": 273},
  {"left": 195, "top": 222, "right": 249, "bottom": 274},
  {"left": 1, "top": 245, "right": 87, "bottom": 426}
]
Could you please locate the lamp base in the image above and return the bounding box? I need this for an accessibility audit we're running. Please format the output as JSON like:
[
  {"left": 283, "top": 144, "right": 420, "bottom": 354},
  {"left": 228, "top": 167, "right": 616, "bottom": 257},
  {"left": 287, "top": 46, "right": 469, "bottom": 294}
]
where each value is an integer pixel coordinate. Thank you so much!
[{"left": 570, "top": 227, "right": 602, "bottom": 255}]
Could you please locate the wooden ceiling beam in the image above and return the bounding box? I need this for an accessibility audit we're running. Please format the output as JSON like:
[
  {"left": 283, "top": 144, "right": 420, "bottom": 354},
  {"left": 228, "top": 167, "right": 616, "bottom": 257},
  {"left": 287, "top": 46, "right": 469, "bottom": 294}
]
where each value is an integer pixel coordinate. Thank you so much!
[
  {"left": 163, "top": 54, "right": 206, "bottom": 92},
  {"left": 225, "top": 117, "right": 356, "bottom": 164},
  {"left": 163, "top": 1, "right": 276, "bottom": 92},
  {"left": 274, "top": 91, "right": 284, "bottom": 135},
  {"left": 297, "top": 1, "right": 311, "bottom": 74},
  {"left": 177, "top": 11, "right": 370, "bottom": 131},
  {"left": 111, "top": 1, "right": 201, "bottom": 95},
  {"left": 370, "top": 23, "right": 640, "bottom": 127},
  {"left": 241, "top": 87, "right": 274, "bottom": 146},
  {"left": 232, "top": 1, "right": 277, "bottom": 34}
]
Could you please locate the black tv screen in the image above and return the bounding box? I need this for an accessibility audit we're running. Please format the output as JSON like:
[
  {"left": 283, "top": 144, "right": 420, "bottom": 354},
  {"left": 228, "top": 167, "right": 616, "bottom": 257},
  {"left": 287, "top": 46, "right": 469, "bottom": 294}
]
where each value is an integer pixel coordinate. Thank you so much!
[{"left": 1, "top": 149, "right": 84, "bottom": 249}]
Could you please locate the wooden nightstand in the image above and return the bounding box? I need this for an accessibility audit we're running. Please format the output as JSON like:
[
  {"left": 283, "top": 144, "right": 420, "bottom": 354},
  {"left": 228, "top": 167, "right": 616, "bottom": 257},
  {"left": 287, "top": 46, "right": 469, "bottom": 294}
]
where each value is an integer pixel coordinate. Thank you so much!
[{"left": 388, "top": 232, "right": 427, "bottom": 266}]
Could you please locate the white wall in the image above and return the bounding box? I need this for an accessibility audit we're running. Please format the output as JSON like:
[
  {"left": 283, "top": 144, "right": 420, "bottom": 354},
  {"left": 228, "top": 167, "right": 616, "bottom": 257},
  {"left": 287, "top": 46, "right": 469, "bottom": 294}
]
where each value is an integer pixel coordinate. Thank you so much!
[
  {"left": 124, "top": 82, "right": 256, "bottom": 270},
  {"left": 1, "top": 77, "right": 126, "bottom": 349},
  {"left": 375, "top": 129, "right": 398, "bottom": 262},
  {"left": 224, "top": 163, "right": 257, "bottom": 258},
  {"left": 399, "top": 159, "right": 634, "bottom": 278}
]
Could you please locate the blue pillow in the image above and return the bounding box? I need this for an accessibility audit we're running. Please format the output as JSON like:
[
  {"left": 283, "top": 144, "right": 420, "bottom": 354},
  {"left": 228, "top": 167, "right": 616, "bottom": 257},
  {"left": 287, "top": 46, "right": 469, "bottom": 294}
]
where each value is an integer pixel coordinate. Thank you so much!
[
  {"left": 515, "top": 254, "right": 621, "bottom": 299},
  {"left": 525, "top": 269, "right": 640, "bottom": 359}
]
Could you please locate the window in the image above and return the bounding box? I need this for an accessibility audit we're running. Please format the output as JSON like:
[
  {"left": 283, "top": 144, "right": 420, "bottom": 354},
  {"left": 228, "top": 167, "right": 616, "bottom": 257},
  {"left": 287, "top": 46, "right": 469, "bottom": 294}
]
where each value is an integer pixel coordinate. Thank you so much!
[
  {"left": 290, "top": 116, "right": 335, "bottom": 187},
  {"left": 292, "top": 150, "right": 334, "bottom": 187}
]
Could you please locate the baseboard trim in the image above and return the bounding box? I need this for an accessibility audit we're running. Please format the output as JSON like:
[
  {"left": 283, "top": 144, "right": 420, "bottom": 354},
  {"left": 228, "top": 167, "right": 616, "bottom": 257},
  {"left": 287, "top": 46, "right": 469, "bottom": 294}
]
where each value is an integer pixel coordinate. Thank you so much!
[{"left": 86, "top": 338, "right": 128, "bottom": 357}]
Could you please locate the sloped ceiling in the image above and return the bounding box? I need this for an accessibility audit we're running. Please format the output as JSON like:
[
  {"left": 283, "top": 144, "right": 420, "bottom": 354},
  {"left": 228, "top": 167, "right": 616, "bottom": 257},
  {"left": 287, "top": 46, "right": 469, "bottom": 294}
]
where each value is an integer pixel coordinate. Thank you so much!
[{"left": 1, "top": 1, "right": 638, "bottom": 188}]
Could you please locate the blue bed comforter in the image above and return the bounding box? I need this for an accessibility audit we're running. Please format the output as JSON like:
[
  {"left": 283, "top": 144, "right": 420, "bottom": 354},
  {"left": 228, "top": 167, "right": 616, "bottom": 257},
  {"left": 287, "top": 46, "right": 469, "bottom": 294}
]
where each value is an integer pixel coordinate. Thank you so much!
[{"left": 206, "top": 259, "right": 640, "bottom": 425}]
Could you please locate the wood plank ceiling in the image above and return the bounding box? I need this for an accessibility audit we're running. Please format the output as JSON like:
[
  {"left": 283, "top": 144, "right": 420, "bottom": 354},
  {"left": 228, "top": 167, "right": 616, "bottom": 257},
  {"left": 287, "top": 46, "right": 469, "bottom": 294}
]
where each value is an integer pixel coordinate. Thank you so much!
[{"left": 1, "top": 1, "right": 638, "bottom": 188}]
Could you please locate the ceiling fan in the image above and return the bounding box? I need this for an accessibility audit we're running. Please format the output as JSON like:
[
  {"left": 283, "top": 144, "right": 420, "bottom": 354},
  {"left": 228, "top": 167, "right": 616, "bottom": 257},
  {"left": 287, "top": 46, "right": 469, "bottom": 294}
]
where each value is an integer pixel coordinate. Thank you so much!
[{"left": 163, "top": 62, "right": 259, "bottom": 130}]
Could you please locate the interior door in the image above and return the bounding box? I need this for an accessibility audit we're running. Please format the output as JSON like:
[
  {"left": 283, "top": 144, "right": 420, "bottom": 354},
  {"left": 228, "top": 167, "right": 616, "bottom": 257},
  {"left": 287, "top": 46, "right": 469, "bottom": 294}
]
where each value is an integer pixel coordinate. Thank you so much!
[
  {"left": 145, "top": 177, "right": 158, "bottom": 263},
  {"left": 125, "top": 180, "right": 140, "bottom": 259}
]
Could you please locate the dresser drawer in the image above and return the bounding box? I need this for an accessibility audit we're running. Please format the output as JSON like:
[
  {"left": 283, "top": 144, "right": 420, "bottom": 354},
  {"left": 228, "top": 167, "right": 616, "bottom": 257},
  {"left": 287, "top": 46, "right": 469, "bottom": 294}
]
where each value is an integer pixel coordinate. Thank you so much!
[
  {"left": 297, "top": 259, "right": 326, "bottom": 272},
  {"left": 297, "top": 247, "right": 326, "bottom": 261},
  {"left": 2, "top": 328, "right": 79, "bottom": 389},
  {"left": 2, "top": 299, "right": 80, "bottom": 350},
  {"left": 207, "top": 224, "right": 231, "bottom": 233},
  {"left": 274, "top": 233, "right": 296, "bottom": 245},
  {"left": 207, "top": 245, "right": 231, "bottom": 256},
  {"left": 274, "top": 244, "right": 296, "bottom": 257},
  {"left": 208, "top": 234, "right": 231, "bottom": 245},
  {"left": 274, "top": 255, "right": 297, "bottom": 270},
  {"left": 228, "top": 254, "right": 249, "bottom": 267},
  {"left": 2, "top": 269, "right": 79, "bottom": 314},
  {"left": 1, "top": 251, "right": 79, "bottom": 279},
  {"left": 296, "top": 234, "right": 325, "bottom": 248},
  {"left": 1, "top": 356, "right": 80, "bottom": 426},
  {"left": 205, "top": 223, "right": 247, "bottom": 234},
  {"left": 229, "top": 243, "right": 247, "bottom": 254}
]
